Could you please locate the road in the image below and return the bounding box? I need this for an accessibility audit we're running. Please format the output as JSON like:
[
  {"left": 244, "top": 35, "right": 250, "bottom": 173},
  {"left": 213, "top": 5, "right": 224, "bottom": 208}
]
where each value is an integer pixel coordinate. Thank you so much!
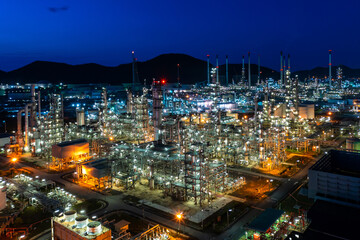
[
  {"left": 227, "top": 167, "right": 285, "bottom": 182},
  {"left": 2, "top": 153, "right": 321, "bottom": 240}
]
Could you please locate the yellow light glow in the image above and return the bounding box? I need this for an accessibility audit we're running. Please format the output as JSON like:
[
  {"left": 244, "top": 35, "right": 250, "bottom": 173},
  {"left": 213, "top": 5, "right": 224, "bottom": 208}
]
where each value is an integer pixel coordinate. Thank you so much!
[
  {"left": 11, "top": 158, "right": 17, "bottom": 162},
  {"left": 176, "top": 212, "right": 182, "bottom": 220}
]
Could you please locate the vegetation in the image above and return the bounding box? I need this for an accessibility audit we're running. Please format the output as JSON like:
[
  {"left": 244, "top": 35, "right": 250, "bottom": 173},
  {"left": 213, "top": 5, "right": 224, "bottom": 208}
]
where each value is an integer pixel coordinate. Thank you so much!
[
  {"left": 280, "top": 188, "right": 314, "bottom": 213},
  {"left": 106, "top": 211, "right": 149, "bottom": 235},
  {"left": 12, "top": 206, "right": 51, "bottom": 227},
  {"left": 72, "top": 198, "right": 104, "bottom": 214}
]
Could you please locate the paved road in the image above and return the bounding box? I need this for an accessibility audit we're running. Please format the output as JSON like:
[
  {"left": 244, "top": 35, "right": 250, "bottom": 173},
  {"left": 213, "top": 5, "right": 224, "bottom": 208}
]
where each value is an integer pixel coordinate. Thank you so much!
[{"left": 227, "top": 167, "right": 285, "bottom": 182}]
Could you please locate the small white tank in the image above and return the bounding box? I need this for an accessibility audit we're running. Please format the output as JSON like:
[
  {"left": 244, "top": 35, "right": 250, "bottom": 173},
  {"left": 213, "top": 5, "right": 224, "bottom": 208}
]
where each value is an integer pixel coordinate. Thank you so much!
[
  {"left": 87, "top": 221, "right": 102, "bottom": 235},
  {"left": 75, "top": 215, "right": 88, "bottom": 228},
  {"left": 64, "top": 210, "right": 77, "bottom": 222}
]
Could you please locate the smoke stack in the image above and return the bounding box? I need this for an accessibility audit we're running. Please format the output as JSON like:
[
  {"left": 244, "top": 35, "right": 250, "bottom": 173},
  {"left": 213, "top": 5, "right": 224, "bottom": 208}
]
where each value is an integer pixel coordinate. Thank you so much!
[
  {"left": 329, "top": 50, "right": 332, "bottom": 88},
  {"left": 30, "top": 84, "right": 36, "bottom": 128},
  {"left": 242, "top": 55, "right": 245, "bottom": 83},
  {"left": 257, "top": 55, "right": 260, "bottom": 85},
  {"left": 132, "top": 51, "right": 135, "bottom": 91},
  {"left": 280, "top": 51, "right": 283, "bottom": 85},
  {"left": 288, "top": 54, "right": 291, "bottom": 71},
  {"left": 38, "top": 90, "right": 41, "bottom": 120},
  {"left": 177, "top": 63, "right": 180, "bottom": 86},
  {"left": 207, "top": 54, "right": 210, "bottom": 85},
  {"left": 283, "top": 57, "right": 286, "bottom": 86},
  {"left": 216, "top": 55, "right": 219, "bottom": 85},
  {"left": 17, "top": 109, "right": 24, "bottom": 145},
  {"left": 24, "top": 104, "right": 31, "bottom": 150},
  {"left": 226, "top": 55, "right": 229, "bottom": 86},
  {"left": 248, "top": 52, "right": 251, "bottom": 88}
]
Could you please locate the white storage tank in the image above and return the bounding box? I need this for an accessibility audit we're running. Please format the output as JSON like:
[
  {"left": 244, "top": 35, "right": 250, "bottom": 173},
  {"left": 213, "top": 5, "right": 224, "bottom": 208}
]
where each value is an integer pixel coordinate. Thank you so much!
[
  {"left": 87, "top": 221, "right": 102, "bottom": 235},
  {"left": 64, "top": 210, "right": 77, "bottom": 222},
  {"left": 75, "top": 215, "right": 88, "bottom": 228},
  {"left": 76, "top": 109, "right": 85, "bottom": 126}
]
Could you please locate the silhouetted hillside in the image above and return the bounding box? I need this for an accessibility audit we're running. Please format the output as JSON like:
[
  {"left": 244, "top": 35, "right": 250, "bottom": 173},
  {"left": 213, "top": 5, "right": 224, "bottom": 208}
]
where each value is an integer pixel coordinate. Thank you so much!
[
  {"left": 0, "top": 70, "right": 5, "bottom": 79},
  {"left": 218, "top": 63, "right": 278, "bottom": 84},
  {"left": 293, "top": 65, "right": 360, "bottom": 80},
  {"left": 0, "top": 54, "right": 208, "bottom": 85},
  {"left": 0, "top": 54, "right": 278, "bottom": 85},
  {"left": 0, "top": 54, "right": 358, "bottom": 85}
]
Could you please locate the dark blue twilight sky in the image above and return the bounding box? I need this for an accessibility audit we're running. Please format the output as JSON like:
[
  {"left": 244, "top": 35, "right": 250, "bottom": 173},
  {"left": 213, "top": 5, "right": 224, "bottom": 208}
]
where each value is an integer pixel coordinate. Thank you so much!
[{"left": 0, "top": 0, "right": 359, "bottom": 71}]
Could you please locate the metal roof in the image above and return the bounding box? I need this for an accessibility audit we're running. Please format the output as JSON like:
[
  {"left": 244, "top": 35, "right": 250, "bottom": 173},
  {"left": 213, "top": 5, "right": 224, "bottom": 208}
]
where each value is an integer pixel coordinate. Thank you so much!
[{"left": 248, "top": 208, "right": 284, "bottom": 232}]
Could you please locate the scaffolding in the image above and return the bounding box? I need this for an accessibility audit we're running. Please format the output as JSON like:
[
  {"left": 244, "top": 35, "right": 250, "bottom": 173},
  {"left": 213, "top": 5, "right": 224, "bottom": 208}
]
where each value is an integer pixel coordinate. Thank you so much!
[{"left": 38, "top": 94, "right": 64, "bottom": 160}]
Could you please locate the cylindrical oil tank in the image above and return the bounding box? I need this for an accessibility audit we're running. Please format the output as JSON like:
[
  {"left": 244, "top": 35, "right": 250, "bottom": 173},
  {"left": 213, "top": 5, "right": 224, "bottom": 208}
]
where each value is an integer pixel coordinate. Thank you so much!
[
  {"left": 76, "top": 109, "right": 85, "bottom": 126},
  {"left": 87, "top": 221, "right": 102, "bottom": 235},
  {"left": 75, "top": 215, "right": 88, "bottom": 228},
  {"left": 64, "top": 210, "right": 77, "bottom": 222}
]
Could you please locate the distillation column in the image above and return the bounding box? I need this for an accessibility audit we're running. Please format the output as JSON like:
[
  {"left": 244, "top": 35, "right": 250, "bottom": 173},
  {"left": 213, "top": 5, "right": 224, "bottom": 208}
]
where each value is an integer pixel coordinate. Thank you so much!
[{"left": 153, "top": 80, "right": 163, "bottom": 141}]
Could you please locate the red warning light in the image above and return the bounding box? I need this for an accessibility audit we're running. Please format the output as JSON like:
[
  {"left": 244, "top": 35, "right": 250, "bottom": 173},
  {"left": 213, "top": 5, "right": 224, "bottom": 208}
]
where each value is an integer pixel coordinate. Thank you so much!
[{"left": 161, "top": 79, "right": 166, "bottom": 84}]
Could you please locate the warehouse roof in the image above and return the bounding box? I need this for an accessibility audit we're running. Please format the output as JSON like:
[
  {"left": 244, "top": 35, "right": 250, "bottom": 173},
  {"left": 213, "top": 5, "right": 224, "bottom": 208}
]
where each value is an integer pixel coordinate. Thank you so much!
[
  {"left": 248, "top": 208, "right": 284, "bottom": 232},
  {"left": 56, "top": 139, "right": 87, "bottom": 147}
]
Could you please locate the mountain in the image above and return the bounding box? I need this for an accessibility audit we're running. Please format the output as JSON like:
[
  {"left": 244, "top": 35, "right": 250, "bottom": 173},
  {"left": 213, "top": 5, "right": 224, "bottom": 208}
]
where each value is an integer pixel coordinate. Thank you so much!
[
  {"left": 0, "top": 70, "right": 6, "bottom": 79},
  {"left": 0, "top": 54, "right": 207, "bottom": 85},
  {"left": 293, "top": 65, "right": 360, "bottom": 80},
  {"left": 0, "top": 54, "right": 278, "bottom": 85},
  {"left": 4, "top": 61, "right": 121, "bottom": 85},
  {"left": 0, "top": 54, "right": 358, "bottom": 85}
]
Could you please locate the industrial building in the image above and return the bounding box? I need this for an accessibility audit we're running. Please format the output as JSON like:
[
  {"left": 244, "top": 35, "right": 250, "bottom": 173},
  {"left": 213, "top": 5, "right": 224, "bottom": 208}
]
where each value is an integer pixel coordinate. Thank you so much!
[
  {"left": 286, "top": 200, "right": 359, "bottom": 240},
  {"left": 51, "top": 139, "right": 90, "bottom": 170},
  {"left": 52, "top": 210, "right": 111, "bottom": 240},
  {"left": 76, "top": 158, "right": 112, "bottom": 190},
  {"left": 308, "top": 150, "right": 360, "bottom": 208}
]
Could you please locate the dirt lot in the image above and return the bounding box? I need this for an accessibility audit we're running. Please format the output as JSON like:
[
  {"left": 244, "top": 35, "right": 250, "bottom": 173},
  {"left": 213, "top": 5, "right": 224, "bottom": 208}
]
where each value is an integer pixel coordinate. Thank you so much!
[{"left": 230, "top": 174, "right": 280, "bottom": 204}]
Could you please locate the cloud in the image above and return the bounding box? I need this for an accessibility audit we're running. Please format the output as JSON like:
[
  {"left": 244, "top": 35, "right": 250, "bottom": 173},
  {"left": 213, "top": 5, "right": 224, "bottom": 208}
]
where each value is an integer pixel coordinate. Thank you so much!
[{"left": 48, "top": 6, "right": 69, "bottom": 13}]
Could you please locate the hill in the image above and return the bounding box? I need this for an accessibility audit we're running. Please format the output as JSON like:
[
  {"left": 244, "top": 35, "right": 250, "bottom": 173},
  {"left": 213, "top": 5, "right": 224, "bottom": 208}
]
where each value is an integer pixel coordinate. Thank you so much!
[
  {"left": 0, "top": 54, "right": 278, "bottom": 85},
  {"left": 0, "top": 54, "right": 358, "bottom": 85},
  {"left": 293, "top": 65, "right": 360, "bottom": 80}
]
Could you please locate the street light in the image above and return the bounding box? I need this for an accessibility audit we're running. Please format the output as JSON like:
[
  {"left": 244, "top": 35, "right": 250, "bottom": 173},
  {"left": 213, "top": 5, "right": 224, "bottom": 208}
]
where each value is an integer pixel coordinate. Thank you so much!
[
  {"left": 176, "top": 212, "right": 183, "bottom": 231},
  {"left": 11, "top": 158, "right": 17, "bottom": 163},
  {"left": 227, "top": 209, "right": 232, "bottom": 226}
]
